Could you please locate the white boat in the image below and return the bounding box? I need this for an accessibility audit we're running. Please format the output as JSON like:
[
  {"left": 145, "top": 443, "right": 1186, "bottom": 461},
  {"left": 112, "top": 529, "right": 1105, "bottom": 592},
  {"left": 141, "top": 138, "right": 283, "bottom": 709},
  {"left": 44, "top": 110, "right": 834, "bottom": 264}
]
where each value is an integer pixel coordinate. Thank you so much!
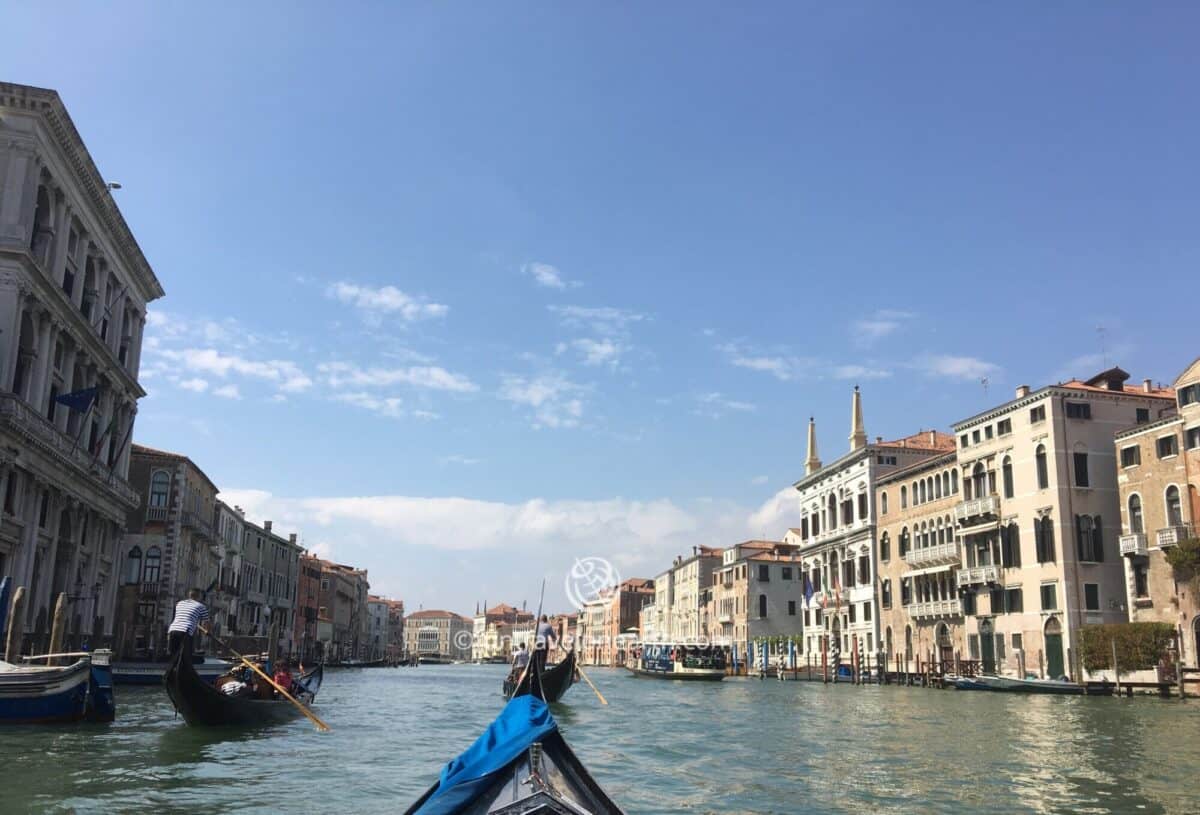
[{"left": 953, "top": 674, "right": 1105, "bottom": 695}]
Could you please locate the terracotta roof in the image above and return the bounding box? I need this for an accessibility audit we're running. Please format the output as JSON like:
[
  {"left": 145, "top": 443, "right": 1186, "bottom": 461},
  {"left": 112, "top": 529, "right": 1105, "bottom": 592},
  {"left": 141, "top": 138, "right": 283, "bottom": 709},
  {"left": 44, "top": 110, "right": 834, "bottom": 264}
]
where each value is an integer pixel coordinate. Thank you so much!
[
  {"left": 407, "top": 609, "right": 468, "bottom": 620},
  {"left": 876, "top": 430, "right": 957, "bottom": 452},
  {"left": 620, "top": 578, "right": 655, "bottom": 591},
  {"left": 735, "top": 540, "right": 784, "bottom": 549},
  {"left": 747, "top": 551, "right": 803, "bottom": 562},
  {"left": 1058, "top": 377, "right": 1174, "bottom": 399}
]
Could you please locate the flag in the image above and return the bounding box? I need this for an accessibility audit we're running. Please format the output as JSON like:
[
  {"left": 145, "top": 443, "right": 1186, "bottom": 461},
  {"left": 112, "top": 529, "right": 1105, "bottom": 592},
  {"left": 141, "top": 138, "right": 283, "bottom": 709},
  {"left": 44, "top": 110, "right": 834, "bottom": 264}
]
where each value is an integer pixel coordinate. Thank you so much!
[
  {"left": 90, "top": 413, "right": 120, "bottom": 459},
  {"left": 804, "top": 575, "right": 815, "bottom": 608},
  {"left": 55, "top": 386, "right": 98, "bottom": 413}
]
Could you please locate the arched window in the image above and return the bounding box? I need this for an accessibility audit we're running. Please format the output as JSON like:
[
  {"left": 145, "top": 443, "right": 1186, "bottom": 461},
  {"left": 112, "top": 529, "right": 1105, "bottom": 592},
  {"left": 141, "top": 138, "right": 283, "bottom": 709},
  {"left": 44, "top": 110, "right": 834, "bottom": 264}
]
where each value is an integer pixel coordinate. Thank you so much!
[
  {"left": 828, "top": 494, "right": 838, "bottom": 529},
  {"left": 951, "top": 470, "right": 959, "bottom": 494},
  {"left": 900, "top": 486, "right": 908, "bottom": 509},
  {"left": 935, "top": 475, "right": 942, "bottom": 499},
  {"left": 881, "top": 492, "right": 889, "bottom": 516},
  {"left": 880, "top": 532, "right": 890, "bottom": 561},
  {"left": 913, "top": 481, "right": 920, "bottom": 504},
  {"left": 904, "top": 625, "right": 913, "bottom": 659},
  {"left": 1166, "top": 486, "right": 1183, "bottom": 526},
  {"left": 124, "top": 546, "right": 142, "bottom": 585},
  {"left": 927, "top": 477, "right": 935, "bottom": 501},
  {"left": 881, "top": 579, "right": 892, "bottom": 608},
  {"left": 919, "top": 480, "right": 926, "bottom": 504},
  {"left": 1128, "top": 495, "right": 1143, "bottom": 534},
  {"left": 758, "top": 594, "right": 768, "bottom": 618},
  {"left": 149, "top": 471, "right": 170, "bottom": 508},
  {"left": 142, "top": 546, "right": 161, "bottom": 584},
  {"left": 1035, "top": 445, "right": 1049, "bottom": 490},
  {"left": 899, "top": 527, "right": 909, "bottom": 556},
  {"left": 1002, "top": 456, "right": 1014, "bottom": 499},
  {"left": 972, "top": 462, "right": 987, "bottom": 498},
  {"left": 942, "top": 472, "right": 950, "bottom": 496}
]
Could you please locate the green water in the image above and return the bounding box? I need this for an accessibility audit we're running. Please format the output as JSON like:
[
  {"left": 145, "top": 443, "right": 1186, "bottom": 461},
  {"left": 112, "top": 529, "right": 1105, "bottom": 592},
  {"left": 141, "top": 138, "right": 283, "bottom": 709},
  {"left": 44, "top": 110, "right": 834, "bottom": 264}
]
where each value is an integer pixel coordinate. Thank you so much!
[{"left": 2, "top": 665, "right": 1198, "bottom": 814}]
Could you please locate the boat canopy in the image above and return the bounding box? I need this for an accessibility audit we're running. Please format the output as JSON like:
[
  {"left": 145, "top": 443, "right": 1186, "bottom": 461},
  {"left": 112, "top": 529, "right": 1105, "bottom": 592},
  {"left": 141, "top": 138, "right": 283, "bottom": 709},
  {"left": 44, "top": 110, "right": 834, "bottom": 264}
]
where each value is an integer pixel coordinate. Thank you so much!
[{"left": 414, "top": 695, "right": 558, "bottom": 815}]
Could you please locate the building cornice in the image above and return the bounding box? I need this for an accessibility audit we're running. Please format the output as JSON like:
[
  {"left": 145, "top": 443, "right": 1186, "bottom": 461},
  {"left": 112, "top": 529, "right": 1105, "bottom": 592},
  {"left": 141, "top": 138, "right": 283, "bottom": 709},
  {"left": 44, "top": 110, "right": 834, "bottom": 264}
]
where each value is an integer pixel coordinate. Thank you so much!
[
  {"left": 953, "top": 384, "right": 1173, "bottom": 432},
  {"left": 1114, "top": 414, "right": 1183, "bottom": 441},
  {"left": 0, "top": 83, "right": 164, "bottom": 303}
]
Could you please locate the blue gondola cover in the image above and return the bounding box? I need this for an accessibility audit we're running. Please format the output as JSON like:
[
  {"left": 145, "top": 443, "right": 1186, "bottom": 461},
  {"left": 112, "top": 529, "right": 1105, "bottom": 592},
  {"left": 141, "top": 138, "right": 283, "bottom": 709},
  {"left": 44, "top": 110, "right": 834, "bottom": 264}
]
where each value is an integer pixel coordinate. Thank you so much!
[{"left": 415, "top": 694, "right": 558, "bottom": 815}]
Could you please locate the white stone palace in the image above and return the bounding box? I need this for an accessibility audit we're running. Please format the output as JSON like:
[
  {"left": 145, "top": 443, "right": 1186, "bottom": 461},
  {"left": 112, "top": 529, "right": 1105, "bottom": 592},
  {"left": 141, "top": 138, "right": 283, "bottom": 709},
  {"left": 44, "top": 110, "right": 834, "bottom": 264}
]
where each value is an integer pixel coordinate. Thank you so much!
[{"left": 0, "top": 82, "right": 163, "bottom": 652}]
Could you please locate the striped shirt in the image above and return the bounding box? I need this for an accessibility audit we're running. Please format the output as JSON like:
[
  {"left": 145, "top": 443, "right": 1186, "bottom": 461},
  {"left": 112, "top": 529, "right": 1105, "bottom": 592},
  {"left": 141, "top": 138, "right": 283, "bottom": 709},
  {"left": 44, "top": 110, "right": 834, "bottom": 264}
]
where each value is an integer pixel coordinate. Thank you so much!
[{"left": 168, "top": 599, "right": 209, "bottom": 635}]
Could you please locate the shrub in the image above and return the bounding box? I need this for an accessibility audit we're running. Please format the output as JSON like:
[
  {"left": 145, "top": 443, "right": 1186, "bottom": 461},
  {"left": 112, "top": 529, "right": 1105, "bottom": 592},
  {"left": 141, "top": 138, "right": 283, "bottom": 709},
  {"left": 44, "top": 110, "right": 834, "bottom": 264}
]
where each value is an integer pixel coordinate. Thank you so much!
[
  {"left": 1079, "top": 622, "right": 1176, "bottom": 673},
  {"left": 1164, "top": 537, "right": 1200, "bottom": 577}
]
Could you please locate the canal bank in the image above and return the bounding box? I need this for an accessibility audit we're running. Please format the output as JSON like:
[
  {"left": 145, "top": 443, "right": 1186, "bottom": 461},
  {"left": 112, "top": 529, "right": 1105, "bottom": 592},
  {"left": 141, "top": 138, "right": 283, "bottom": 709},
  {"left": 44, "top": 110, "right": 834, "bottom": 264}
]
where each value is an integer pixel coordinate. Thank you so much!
[{"left": 2, "top": 664, "right": 1198, "bottom": 813}]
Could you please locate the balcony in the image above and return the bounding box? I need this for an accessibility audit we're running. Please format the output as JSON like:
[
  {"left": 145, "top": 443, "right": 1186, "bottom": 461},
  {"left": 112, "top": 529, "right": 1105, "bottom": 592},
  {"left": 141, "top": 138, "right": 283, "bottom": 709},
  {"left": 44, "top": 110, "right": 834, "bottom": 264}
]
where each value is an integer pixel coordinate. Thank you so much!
[
  {"left": 717, "top": 613, "right": 733, "bottom": 624},
  {"left": 146, "top": 506, "right": 168, "bottom": 522},
  {"left": 955, "top": 495, "right": 1000, "bottom": 524},
  {"left": 907, "top": 598, "right": 963, "bottom": 619},
  {"left": 1156, "top": 525, "right": 1193, "bottom": 549},
  {"left": 182, "top": 510, "right": 214, "bottom": 539},
  {"left": 0, "top": 393, "right": 140, "bottom": 508},
  {"left": 1119, "top": 533, "right": 1148, "bottom": 557},
  {"left": 956, "top": 565, "right": 1000, "bottom": 587},
  {"left": 904, "top": 541, "right": 961, "bottom": 568}
]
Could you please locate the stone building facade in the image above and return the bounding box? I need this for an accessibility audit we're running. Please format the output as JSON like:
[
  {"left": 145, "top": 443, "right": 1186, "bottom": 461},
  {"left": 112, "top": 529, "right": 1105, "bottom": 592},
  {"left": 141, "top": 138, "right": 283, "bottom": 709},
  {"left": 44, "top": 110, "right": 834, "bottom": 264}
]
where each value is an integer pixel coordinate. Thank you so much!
[
  {"left": 293, "top": 552, "right": 323, "bottom": 664},
  {"left": 0, "top": 82, "right": 163, "bottom": 654},
  {"left": 404, "top": 609, "right": 471, "bottom": 662},
  {"left": 1116, "top": 357, "right": 1200, "bottom": 667},
  {"left": 709, "top": 540, "right": 804, "bottom": 654},
  {"left": 951, "top": 368, "right": 1175, "bottom": 679}
]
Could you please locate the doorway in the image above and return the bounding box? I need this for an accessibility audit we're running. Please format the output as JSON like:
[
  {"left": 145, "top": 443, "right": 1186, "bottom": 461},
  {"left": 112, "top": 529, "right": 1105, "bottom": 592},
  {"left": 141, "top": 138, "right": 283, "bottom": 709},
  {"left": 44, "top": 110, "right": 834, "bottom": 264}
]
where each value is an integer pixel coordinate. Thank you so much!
[
  {"left": 979, "top": 619, "right": 995, "bottom": 674},
  {"left": 1045, "top": 617, "right": 1065, "bottom": 679}
]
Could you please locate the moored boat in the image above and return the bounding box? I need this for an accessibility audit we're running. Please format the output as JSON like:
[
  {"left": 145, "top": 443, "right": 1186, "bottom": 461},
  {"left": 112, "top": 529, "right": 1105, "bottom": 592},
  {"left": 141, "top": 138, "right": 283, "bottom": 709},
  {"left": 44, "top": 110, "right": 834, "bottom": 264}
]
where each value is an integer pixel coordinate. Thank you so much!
[
  {"left": 163, "top": 644, "right": 322, "bottom": 727},
  {"left": 112, "top": 655, "right": 233, "bottom": 685},
  {"left": 0, "top": 649, "right": 115, "bottom": 724},
  {"left": 627, "top": 643, "right": 725, "bottom": 681},
  {"left": 503, "top": 648, "right": 576, "bottom": 702},
  {"left": 952, "top": 674, "right": 1103, "bottom": 695},
  {"left": 403, "top": 694, "right": 624, "bottom": 815}
]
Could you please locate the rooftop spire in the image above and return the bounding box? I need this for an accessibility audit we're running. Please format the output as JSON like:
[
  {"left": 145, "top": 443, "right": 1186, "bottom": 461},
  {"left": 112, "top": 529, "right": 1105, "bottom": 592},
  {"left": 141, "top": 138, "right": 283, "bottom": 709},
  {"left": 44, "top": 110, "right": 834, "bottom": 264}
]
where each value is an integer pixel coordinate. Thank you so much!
[
  {"left": 805, "top": 416, "right": 822, "bottom": 475},
  {"left": 849, "top": 385, "right": 867, "bottom": 451}
]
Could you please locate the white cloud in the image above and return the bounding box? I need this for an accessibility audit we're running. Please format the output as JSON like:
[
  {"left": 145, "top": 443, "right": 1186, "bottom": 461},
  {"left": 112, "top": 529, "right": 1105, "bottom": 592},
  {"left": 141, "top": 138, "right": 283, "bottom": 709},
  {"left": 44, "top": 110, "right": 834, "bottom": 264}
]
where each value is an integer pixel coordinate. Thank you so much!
[
  {"left": 832, "top": 364, "right": 893, "bottom": 380},
  {"left": 157, "top": 348, "right": 313, "bottom": 393},
  {"left": 213, "top": 384, "right": 242, "bottom": 400},
  {"left": 851, "top": 309, "right": 915, "bottom": 347},
  {"left": 318, "top": 361, "right": 478, "bottom": 393},
  {"left": 558, "top": 338, "right": 626, "bottom": 368},
  {"left": 715, "top": 341, "right": 815, "bottom": 382},
  {"left": 549, "top": 305, "right": 646, "bottom": 337},
  {"left": 333, "top": 391, "right": 406, "bottom": 419},
  {"left": 499, "top": 373, "right": 587, "bottom": 429},
  {"left": 729, "top": 354, "right": 794, "bottom": 380},
  {"left": 179, "top": 377, "right": 209, "bottom": 393},
  {"left": 440, "top": 455, "right": 482, "bottom": 466},
  {"left": 694, "top": 392, "right": 756, "bottom": 418},
  {"left": 747, "top": 486, "right": 805, "bottom": 539},
  {"left": 751, "top": 475, "right": 770, "bottom": 485},
  {"left": 327, "top": 281, "right": 449, "bottom": 324},
  {"left": 522, "top": 262, "right": 578, "bottom": 290},
  {"left": 915, "top": 354, "right": 1001, "bottom": 381}
]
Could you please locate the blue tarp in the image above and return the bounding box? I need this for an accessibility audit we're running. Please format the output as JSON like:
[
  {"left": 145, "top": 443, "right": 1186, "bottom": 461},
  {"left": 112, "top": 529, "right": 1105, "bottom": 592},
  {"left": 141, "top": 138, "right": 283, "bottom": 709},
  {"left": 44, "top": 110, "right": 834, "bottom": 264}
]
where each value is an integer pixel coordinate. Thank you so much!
[{"left": 414, "top": 694, "right": 558, "bottom": 815}]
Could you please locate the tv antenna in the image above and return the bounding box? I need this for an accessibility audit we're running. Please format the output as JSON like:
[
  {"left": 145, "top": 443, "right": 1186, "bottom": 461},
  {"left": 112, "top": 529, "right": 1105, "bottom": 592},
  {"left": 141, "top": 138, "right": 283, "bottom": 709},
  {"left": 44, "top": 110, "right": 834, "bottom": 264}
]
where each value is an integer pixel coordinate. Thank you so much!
[{"left": 980, "top": 377, "right": 989, "bottom": 399}]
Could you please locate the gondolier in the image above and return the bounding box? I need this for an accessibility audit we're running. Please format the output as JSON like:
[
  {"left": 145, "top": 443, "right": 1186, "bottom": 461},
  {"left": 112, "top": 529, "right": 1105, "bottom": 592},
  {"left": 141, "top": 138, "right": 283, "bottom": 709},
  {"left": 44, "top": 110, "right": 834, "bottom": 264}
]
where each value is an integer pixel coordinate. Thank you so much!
[
  {"left": 533, "top": 615, "right": 557, "bottom": 674},
  {"left": 167, "top": 588, "right": 209, "bottom": 656}
]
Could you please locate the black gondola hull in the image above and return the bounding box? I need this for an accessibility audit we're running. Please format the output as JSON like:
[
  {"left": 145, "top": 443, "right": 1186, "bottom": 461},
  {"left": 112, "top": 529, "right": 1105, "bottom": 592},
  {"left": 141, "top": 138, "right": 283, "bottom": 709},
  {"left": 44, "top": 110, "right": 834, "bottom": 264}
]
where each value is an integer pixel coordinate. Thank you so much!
[
  {"left": 503, "top": 649, "right": 576, "bottom": 703},
  {"left": 163, "top": 646, "right": 322, "bottom": 727}
]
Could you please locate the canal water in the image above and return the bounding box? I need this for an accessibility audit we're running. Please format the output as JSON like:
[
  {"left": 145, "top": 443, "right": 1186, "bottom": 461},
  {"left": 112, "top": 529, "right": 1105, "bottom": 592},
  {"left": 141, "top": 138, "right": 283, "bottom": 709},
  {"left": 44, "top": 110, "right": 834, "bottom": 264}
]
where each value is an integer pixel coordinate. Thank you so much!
[{"left": 2, "top": 664, "right": 1198, "bottom": 814}]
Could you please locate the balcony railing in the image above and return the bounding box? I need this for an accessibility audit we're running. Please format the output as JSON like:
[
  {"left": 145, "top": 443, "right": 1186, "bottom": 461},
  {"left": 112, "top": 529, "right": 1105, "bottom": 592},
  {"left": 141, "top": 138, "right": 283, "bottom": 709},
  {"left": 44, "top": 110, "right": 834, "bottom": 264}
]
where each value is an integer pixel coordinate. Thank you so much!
[
  {"left": 1156, "top": 525, "right": 1193, "bottom": 548},
  {"left": 0, "top": 393, "right": 140, "bottom": 508},
  {"left": 182, "top": 510, "right": 214, "bottom": 539},
  {"left": 717, "top": 613, "right": 733, "bottom": 624},
  {"left": 906, "top": 598, "right": 963, "bottom": 619},
  {"left": 1119, "top": 533, "right": 1148, "bottom": 557},
  {"left": 955, "top": 494, "right": 1000, "bottom": 524},
  {"left": 956, "top": 565, "right": 1000, "bottom": 587},
  {"left": 904, "top": 541, "right": 961, "bottom": 568},
  {"left": 146, "top": 506, "right": 168, "bottom": 522}
]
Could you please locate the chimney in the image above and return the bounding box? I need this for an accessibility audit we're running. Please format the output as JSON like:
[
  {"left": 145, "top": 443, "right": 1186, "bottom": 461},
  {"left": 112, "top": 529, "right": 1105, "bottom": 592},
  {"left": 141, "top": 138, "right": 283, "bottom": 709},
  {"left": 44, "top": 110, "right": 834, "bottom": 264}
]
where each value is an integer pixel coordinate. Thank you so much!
[
  {"left": 1015, "top": 385, "right": 1030, "bottom": 398},
  {"left": 264, "top": 520, "right": 273, "bottom": 533},
  {"left": 928, "top": 430, "right": 936, "bottom": 446},
  {"left": 876, "top": 436, "right": 883, "bottom": 444},
  {"left": 1143, "top": 379, "right": 1152, "bottom": 393}
]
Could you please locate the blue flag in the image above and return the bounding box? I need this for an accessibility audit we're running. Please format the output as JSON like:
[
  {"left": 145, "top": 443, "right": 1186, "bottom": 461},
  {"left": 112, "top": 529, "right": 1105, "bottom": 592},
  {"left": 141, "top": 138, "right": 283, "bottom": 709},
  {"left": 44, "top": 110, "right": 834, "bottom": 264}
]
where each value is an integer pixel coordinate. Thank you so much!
[
  {"left": 54, "top": 386, "right": 98, "bottom": 413},
  {"left": 804, "top": 574, "right": 814, "bottom": 608}
]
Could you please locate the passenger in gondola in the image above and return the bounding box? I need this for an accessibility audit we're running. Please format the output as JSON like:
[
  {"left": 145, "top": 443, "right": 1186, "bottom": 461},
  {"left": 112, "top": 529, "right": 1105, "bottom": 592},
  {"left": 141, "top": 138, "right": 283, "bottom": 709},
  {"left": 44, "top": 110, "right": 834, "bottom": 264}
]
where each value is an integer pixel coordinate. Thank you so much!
[
  {"left": 534, "top": 615, "right": 557, "bottom": 674},
  {"left": 273, "top": 661, "right": 294, "bottom": 697},
  {"left": 167, "top": 588, "right": 209, "bottom": 657}
]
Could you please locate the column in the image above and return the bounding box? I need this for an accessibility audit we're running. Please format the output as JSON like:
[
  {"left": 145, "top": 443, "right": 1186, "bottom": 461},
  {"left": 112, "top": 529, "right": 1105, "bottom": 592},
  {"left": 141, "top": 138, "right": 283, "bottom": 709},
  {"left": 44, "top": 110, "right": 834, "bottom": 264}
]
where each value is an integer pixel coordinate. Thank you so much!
[
  {"left": 0, "top": 291, "right": 23, "bottom": 392},
  {"left": 0, "top": 146, "right": 38, "bottom": 246},
  {"left": 48, "top": 195, "right": 71, "bottom": 281},
  {"left": 128, "top": 313, "right": 145, "bottom": 377},
  {"left": 29, "top": 313, "right": 55, "bottom": 413}
]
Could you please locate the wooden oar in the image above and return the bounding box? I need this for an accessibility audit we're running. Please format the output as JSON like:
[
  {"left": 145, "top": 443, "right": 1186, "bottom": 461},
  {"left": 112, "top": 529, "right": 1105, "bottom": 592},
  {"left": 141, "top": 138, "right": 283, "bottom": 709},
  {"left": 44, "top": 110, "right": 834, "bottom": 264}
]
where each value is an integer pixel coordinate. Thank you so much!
[
  {"left": 572, "top": 659, "right": 608, "bottom": 706},
  {"left": 201, "top": 625, "right": 331, "bottom": 732}
]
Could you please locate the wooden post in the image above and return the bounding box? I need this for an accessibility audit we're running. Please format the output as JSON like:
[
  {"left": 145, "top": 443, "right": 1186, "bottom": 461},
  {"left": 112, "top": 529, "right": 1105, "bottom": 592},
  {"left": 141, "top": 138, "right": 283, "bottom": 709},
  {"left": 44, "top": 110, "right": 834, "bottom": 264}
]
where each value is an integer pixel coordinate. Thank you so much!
[
  {"left": 1111, "top": 637, "right": 1121, "bottom": 697},
  {"left": 1178, "top": 630, "right": 1187, "bottom": 700},
  {"left": 48, "top": 592, "right": 67, "bottom": 665},
  {"left": 821, "top": 637, "right": 828, "bottom": 684},
  {"left": 851, "top": 634, "right": 859, "bottom": 685},
  {"left": 1038, "top": 648, "right": 1045, "bottom": 680},
  {"left": 4, "top": 586, "right": 25, "bottom": 663}
]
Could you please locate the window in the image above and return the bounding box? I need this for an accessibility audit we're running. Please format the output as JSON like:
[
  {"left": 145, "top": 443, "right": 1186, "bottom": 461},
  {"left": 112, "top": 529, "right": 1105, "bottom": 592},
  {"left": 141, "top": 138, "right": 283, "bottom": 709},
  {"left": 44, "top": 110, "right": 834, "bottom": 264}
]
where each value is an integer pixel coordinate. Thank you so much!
[
  {"left": 1066, "top": 402, "right": 1092, "bottom": 420},
  {"left": 857, "top": 493, "right": 868, "bottom": 520},
  {"left": 142, "top": 546, "right": 161, "bottom": 583},
  {"left": 1084, "top": 584, "right": 1100, "bottom": 612},
  {"left": 848, "top": 604, "right": 856, "bottom": 623},
  {"left": 758, "top": 594, "right": 767, "bottom": 618},
  {"left": 1030, "top": 405, "right": 1046, "bottom": 423},
  {"left": 1040, "top": 583, "right": 1058, "bottom": 611},
  {"left": 1035, "top": 445, "right": 1049, "bottom": 490},
  {"left": 136, "top": 602, "right": 156, "bottom": 624},
  {"left": 879, "top": 532, "right": 890, "bottom": 562},
  {"left": 39, "top": 490, "right": 49, "bottom": 528},
  {"left": 1035, "top": 517, "right": 1056, "bottom": 562},
  {"left": 1128, "top": 495, "right": 1143, "bottom": 534},
  {"left": 1073, "top": 452, "right": 1089, "bottom": 487},
  {"left": 899, "top": 528, "right": 909, "bottom": 556},
  {"left": 1188, "top": 428, "right": 1200, "bottom": 450},
  {"left": 781, "top": 566, "right": 793, "bottom": 581},
  {"left": 1002, "top": 456, "right": 1014, "bottom": 498},
  {"left": 900, "top": 486, "right": 907, "bottom": 508},
  {"left": 989, "top": 587, "right": 1004, "bottom": 613},
  {"left": 881, "top": 492, "right": 888, "bottom": 516},
  {"left": 124, "top": 546, "right": 143, "bottom": 584},
  {"left": 1075, "top": 514, "right": 1104, "bottom": 562},
  {"left": 149, "top": 471, "right": 170, "bottom": 508},
  {"left": 3, "top": 473, "right": 17, "bottom": 515},
  {"left": 900, "top": 577, "right": 912, "bottom": 605},
  {"left": 47, "top": 385, "right": 59, "bottom": 422},
  {"left": 972, "top": 429, "right": 981, "bottom": 444},
  {"left": 1179, "top": 383, "right": 1200, "bottom": 407},
  {"left": 1157, "top": 436, "right": 1179, "bottom": 459},
  {"left": 881, "top": 579, "right": 892, "bottom": 609},
  {"left": 985, "top": 425, "right": 994, "bottom": 440},
  {"left": 1136, "top": 408, "right": 1150, "bottom": 424},
  {"left": 998, "top": 418, "right": 1012, "bottom": 436},
  {"left": 863, "top": 602, "right": 871, "bottom": 622},
  {"left": 758, "top": 564, "right": 770, "bottom": 582},
  {"left": 968, "top": 634, "right": 980, "bottom": 660},
  {"left": 1133, "top": 564, "right": 1149, "bottom": 599},
  {"left": 1166, "top": 486, "right": 1183, "bottom": 526},
  {"left": 962, "top": 591, "right": 976, "bottom": 615},
  {"left": 1004, "top": 588, "right": 1023, "bottom": 613},
  {"left": 1012, "top": 633, "right": 1023, "bottom": 652},
  {"left": 1001, "top": 523, "right": 1021, "bottom": 568},
  {"left": 1120, "top": 446, "right": 1141, "bottom": 468},
  {"left": 788, "top": 600, "right": 796, "bottom": 616},
  {"left": 857, "top": 556, "right": 869, "bottom": 585},
  {"left": 960, "top": 434, "right": 969, "bottom": 449}
]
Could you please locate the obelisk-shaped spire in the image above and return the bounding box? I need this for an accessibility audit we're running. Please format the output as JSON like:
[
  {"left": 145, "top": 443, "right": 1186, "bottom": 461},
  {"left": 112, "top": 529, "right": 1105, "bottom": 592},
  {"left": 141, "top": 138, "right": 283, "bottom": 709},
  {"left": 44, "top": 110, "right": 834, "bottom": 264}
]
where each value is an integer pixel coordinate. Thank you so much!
[
  {"left": 805, "top": 416, "right": 822, "bottom": 475},
  {"left": 849, "top": 385, "right": 867, "bottom": 451}
]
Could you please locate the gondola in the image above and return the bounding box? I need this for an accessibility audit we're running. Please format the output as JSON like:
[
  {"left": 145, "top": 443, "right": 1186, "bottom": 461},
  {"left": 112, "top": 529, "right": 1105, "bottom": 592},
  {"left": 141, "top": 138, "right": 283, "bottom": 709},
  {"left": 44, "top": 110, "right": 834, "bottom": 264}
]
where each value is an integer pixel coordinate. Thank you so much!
[
  {"left": 163, "top": 644, "right": 322, "bottom": 727},
  {"left": 403, "top": 694, "right": 624, "bottom": 815},
  {"left": 502, "top": 648, "right": 576, "bottom": 702}
]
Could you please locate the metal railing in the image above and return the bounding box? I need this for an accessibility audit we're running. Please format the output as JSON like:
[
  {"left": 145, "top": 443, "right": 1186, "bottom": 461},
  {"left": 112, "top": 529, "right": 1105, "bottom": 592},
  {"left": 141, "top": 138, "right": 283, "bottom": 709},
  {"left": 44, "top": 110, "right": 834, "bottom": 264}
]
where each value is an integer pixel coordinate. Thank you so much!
[
  {"left": 904, "top": 541, "right": 961, "bottom": 568},
  {"left": 1156, "top": 525, "right": 1193, "bottom": 548},
  {"left": 1119, "top": 533, "right": 1148, "bottom": 557},
  {"left": 146, "top": 506, "right": 168, "bottom": 522},
  {"left": 954, "top": 494, "right": 1000, "bottom": 522},
  {"left": 181, "top": 510, "right": 215, "bottom": 539}
]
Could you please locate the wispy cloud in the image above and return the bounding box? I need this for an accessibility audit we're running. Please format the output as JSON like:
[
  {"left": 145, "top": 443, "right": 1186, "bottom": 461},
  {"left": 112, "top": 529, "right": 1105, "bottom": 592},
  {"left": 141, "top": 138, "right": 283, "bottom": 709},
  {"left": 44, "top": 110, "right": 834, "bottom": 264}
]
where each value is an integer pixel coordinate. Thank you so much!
[
  {"left": 751, "top": 475, "right": 769, "bottom": 485},
  {"left": 213, "top": 384, "right": 242, "bottom": 400},
  {"left": 852, "top": 309, "right": 915, "bottom": 347},
  {"left": 156, "top": 348, "right": 313, "bottom": 393},
  {"left": 440, "top": 455, "right": 482, "bottom": 466},
  {"left": 549, "top": 305, "right": 646, "bottom": 337},
  {"left": 522, "top": 262, "right": 579, "bottom": 290},
  {"left": 327, "top": 281, "right": 448, "bottom": 325},
  {"left": 694, "top": 392, "right": 756, "bottom": 418},
  {"left": 832, "top": 364, "right": 893, "bottom": 380},
  {"left": 499, "top": 373, "right": 587, "bottom": 429},
  {"left": 716, "top": 341, "right": 813, "bottom": 382},
  {"left": 333, "top": 391, "right": 406, "bottom": 419},
  {"left": 914, "top": 354, "right": 1001, "bottom": 381},
  {"left": 179, "top": 377, "right": 209, "bottom": 393},
  {"left": 318, "top": 361, "right": 478, "bottom": 393},
  {"left": 556, "top": 338, "right": 627, "bottom": 368}
]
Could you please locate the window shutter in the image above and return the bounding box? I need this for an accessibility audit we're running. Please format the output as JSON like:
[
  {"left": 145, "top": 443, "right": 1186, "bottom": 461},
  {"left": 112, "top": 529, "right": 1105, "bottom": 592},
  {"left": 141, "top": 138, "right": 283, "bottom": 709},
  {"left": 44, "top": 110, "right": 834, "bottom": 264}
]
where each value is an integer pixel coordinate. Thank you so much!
[
  {"left": 1092, "top": 515, "right": 1104, "bottom": 562},
  {"left": 1075, "top": 515, "right": 1085, "bottom": 561}
]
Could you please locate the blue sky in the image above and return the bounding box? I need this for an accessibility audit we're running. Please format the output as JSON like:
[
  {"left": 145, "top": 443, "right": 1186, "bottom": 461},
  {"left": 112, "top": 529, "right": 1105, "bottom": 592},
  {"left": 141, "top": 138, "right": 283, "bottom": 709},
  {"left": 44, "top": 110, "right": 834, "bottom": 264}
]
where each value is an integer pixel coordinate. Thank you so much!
[{"left": 6, "top": 3, "right": 1198, "bottom": 614}]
